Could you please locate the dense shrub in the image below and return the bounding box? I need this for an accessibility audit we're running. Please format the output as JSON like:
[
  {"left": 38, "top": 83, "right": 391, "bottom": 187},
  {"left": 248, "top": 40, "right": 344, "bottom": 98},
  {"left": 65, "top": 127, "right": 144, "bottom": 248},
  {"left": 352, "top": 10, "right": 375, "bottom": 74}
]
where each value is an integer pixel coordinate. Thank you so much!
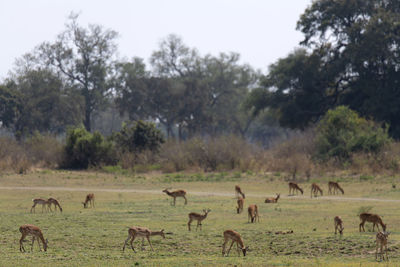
[
  {"left": 112, "top": 120, "right": 165, "bottom": 153},
  {"left": 315, "top": 106, "right": 391, "bottom": 161},
  {"left": 25, "top": 132, "right": 63, "bottom": 168},
  {"left": 63, "top": 127, "right": 116, "bottom": 169}
]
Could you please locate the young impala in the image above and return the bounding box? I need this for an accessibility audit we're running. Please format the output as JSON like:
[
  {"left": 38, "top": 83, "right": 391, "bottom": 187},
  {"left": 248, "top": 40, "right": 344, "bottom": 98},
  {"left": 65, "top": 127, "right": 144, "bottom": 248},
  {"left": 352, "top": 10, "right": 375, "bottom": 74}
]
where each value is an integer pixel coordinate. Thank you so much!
[
  {"left": 376, "top": 231, "right": 389, "bottom": 261},
  {"left": 236, "top": 197, "right": 244, "bottom": 213},
  {"left": 235, "top": 185, "right": 245, "bottom": 199},
  {"left": 30, "top": 198, "right": 50, "bottom": 213},
  {"left": 248, "top": 204, "right": 259, "bottom": 223},
  {"left": 222, "top": 230, "right": 248, "bottom": 257},
  {"left": 162, "top": 189, "right": 187, "bottom": 206},
  {"left": 82, "top": 193, "right": 95, "bottom": 208},
  {"left": 19, "top": 224, "right": 48, "bottom": 252},
  {"left": 188, "top": 209, "right": 211, "bottom": 231},
  {"left": 334, "top": 216, "right": 344, "bottom": 235},
  {"left": 265, "top": 194, "right": 280, "bottom": 203},
  {"left": 359, "top": 213, "right": 386, "bottom": 232},
  {"left": 122, "top": 226, "right": 165, "bottom": 252},
  {"left": 47, "top": 198, "right": 63, "bottom": 212},
  {"left": 311, "top": 183, "right": 323, "bottom": 198},
  {"left": 328, "top": 181, "right": 344, "bottom": 195},
  {"left": 288, "top": 182, "right": 303, "bottom": 195}
]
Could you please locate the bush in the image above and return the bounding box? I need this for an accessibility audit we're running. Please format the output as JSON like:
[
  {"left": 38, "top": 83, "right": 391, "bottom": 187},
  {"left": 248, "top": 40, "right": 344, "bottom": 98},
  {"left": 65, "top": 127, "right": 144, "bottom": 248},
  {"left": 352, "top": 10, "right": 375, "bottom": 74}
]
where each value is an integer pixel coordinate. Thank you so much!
[
  {"left": 25, "top": 132, "right": 63, "bottom": 168},
  {"left": 112, "top": 120, "right": 165, "bottom": 154},
  {"left": 63, "top": 127, "right": 116, "bottom": 169},
  {"left": 315, "top": 106, "right": 391, "bottom": 161}
]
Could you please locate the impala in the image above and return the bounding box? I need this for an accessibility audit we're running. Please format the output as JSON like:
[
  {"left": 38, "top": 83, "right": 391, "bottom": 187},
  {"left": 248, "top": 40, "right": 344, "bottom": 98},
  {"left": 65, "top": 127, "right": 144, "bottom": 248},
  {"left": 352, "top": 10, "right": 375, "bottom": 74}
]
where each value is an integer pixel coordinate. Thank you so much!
[
  {"left": 248, "top": 204, "right": 259, "bottom": 223},
  {"left": 162, "top": 189, "right": 187, "bottom": 206},
  {"left": 222, "top": 230, "right": 248, "bottom": 257},
  {"left": 236, "top": 197, "right": 244, "bottom": 213},
  {"left": 30, "top": 198, "right": 50, "bottom": 213},
  {"left": 122, "top": 226, "right": 165, "bottom": 252},
  {"left": 235, "top": 185, "right": 245, "bottom": 199},
  {"left": 311, "top": 183, "right": 323, "bottom": 198},
  {"left": 334, "top": 216, "right": 344, "bottom": 235},
  {"left": 288, "top": 182, "right": 303, "bottom": 195},
  {"left": 359, "top": 213, "right": 386, "bottom": 232},
  {"left": 82, "top": 193, "right": 95, "bottom": 208},
  {"left": 376, "top": 231, "right": 389, "bottom": 261},
  {"left": 19, "top": 224, "right": 48, "bottom": 252},
  {"left": 47, "top": 198, "right": 63, "bottom": 212},
  {"left": 328, "top": 181, "right": 344, "bottom": 195},
  {"left": 188, "top": 209, "right": 211, "bottom": 231},
  {"left": 265, "top": 193, "right": 280, "bottom": 203}
]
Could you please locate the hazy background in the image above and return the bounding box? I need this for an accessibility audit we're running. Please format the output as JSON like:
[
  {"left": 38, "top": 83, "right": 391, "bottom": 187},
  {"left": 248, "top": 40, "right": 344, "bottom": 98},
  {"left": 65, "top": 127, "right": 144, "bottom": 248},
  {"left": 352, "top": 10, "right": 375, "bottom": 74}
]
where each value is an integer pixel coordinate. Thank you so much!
[{"left": 0, "top": 0, "right": 311, "bottom": 79}]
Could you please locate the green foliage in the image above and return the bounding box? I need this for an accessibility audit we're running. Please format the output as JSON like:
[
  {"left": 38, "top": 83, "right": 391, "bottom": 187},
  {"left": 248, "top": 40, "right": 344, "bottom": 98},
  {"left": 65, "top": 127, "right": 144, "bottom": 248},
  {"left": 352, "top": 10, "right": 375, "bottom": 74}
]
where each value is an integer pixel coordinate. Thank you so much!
[
  {"left": 63, "top": 127, "right": 116, "bottom": 169},
  {"left": 112, "top": 120, "right": 165, "bottom": 153},
  {"left": 315, "top": 106, "right": 391, "bottom": 161}
]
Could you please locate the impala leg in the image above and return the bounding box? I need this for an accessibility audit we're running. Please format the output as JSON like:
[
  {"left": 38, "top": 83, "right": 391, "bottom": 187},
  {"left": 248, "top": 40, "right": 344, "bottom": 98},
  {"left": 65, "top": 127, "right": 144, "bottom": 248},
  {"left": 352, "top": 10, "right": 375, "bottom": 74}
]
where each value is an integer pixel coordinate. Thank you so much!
[
  {"left": 146, "top": 236, "right": 154, "bottom": 251},
  {"left": 130, "top": 235, "right": 137, "bottom": 252},
  {"left": 141, "top": 238, "right": 145, "bottom": 251},
  {"left": 20, "top": 234, "right": 26, "bottom": 252},
  {"left": 173, "top": 197, "right": 176, "bottom": 206},
  {"left": 222, "top": 240, "right": 227, "bottom": 256},
  {"left": 123, "top": 235, "right": 131, "bottom": 251},
  {"left": 31, "top": 203, "right": 36, "bottom": 213},
  {"left": 188, "top": 219, "right": 192, "bottom": 231},
  {"left": 226, "top": 241, "right": 235, "bottom": 256},
  {"left": 31, "top": 237, "right": 35, "bottom": 252},
  {"left": 376, "top": 241, "right": 378, "bottom": 260},
  {"left": 92, "top": 199, "right": 95, "bottom": 208},
  {"left": 183, "top": 196, "right": 187, "bottom": 205},
  {"left": 236, "top": 242, "right": 240, "bottom": 256},
  {"left": 385, "top": 244, "right": 388, "bottom": 260},
  {"left": 37, "top": 238, "right": 42, "bottom": 251}
]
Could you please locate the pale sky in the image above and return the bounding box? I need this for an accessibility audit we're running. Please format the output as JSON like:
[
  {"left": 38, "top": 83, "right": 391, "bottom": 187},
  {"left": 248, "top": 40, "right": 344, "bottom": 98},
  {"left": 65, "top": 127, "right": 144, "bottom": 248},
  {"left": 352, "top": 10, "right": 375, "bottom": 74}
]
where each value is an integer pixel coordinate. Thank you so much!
[{"left": 0, "top": 0, "right": 311, "bottom": 79}]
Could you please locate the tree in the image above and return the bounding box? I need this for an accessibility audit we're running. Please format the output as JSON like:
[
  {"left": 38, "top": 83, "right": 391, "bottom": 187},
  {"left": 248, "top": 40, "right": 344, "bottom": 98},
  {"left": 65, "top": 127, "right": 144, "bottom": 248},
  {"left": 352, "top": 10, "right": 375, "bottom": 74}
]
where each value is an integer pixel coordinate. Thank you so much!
[
  {"left": 0, "top": 84, "right": 21, "bottom": 130},
  {"left": 38, "top": 13, "right": 118, "bottom": 131}
]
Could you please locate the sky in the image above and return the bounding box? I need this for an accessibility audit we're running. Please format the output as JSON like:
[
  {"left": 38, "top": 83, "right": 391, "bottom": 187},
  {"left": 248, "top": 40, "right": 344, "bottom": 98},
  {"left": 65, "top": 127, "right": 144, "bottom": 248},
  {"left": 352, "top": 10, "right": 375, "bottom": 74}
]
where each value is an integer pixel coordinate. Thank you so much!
[{"left": 0, "top": 0, "right": 311, "bottom": 79}]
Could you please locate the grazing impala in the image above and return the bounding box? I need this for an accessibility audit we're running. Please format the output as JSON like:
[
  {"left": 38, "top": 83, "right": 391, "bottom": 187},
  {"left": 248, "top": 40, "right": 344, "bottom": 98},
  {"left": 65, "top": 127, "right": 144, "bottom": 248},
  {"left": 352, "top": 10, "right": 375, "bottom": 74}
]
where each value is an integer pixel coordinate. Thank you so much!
[
  {"left": 222, "top": 230, "right": 248, "bottom": 257},
  {"left": 359, "top": 213, "right": 386, "bottom": 232},
  {"left": 47, "top": 198, "right": 63, "bottom": 212},
  {"left": 235, "top": 185, "right": 245, "bottom": 199},
  {"left": 265, "top": 194, "right": 280, "bottom": 203},
  {"left": 248, "top": 204, "right": 259, "bottom": 223},
  {"left": 82, "top": 193, "right": 95, "bottom": 208},
  {"left": 288, "top": 182, "right": 303, "bottom": 195},
  {"left": 122, "top": 226, "right": 165, "bottom": 252},
  {"left": 376, "top": 231, "right": 389, "bottom": 261},
  {"left": 19, "top": 224, "right": 48, "bottom": 252},
  {"left": 162, "top": 189, "right": 187, "bottom": 206},
  {"left": 237, "top": 197, "right": 244, "bottom": 213},
  {"left": 30, "top": 198, "right": 50, "bottom": 213},
  {"left": 311, "top": 183, "right": 323, "bottom": 198},
  {"left": 188, "top": 209, "right": 211, "bottom": 231},
  {"left": 328, "top": 181, "right": 344, "bottom": 195},
  {"left": 334, "top": 216, "right": 344, "bottom": 235}
]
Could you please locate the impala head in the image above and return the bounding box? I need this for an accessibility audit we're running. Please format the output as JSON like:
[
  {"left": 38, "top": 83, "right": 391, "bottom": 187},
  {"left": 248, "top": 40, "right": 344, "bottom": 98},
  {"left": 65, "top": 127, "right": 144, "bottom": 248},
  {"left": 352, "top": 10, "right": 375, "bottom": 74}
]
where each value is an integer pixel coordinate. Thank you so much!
[
  {"left": 382, "top": 224, "right": 387, "bottom": 232},
  {"left": 160, "top": 229, "right": 165, "bottom": 239},
  {"left": 44, "top": 239, "right": 48, "bottom": 251},
  {"left": 299, "top": 188, "right": 304, "bottom": 195},
  {"left": 276, "top": 193, "right": 280, "bottom": 199},
  {"left": 339, "top": 226, "right": 344, "bottom": 235},
  {"left": 59, "top": 207, "right": 63, "bottom": 212},
  {"left": 203, "top": 209, "right": 211, "bottom": 214},
  {"left": 162, "top": 188, "right": 170, "bottom": 193},
  {"left": 242, "top": 246, "right": 248, "bottom": 256},
  {"left": 82, "top": 202, "right": 88, "bottom": 208}
]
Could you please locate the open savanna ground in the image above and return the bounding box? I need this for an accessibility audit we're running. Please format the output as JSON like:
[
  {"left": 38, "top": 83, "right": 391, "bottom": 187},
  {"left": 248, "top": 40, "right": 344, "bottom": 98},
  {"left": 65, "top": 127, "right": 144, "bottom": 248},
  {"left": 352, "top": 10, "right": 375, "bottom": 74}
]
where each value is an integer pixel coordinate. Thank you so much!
[{"left": 1, "top": 170, "right": 400, "bottom": 266}]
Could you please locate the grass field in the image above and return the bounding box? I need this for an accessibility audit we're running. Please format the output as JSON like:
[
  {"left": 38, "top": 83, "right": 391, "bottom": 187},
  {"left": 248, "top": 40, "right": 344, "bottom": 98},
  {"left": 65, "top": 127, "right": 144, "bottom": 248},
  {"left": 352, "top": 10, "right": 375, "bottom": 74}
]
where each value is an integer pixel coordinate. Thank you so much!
[{"left": 1, "top": 170, "right": 400, "bottom": 266}]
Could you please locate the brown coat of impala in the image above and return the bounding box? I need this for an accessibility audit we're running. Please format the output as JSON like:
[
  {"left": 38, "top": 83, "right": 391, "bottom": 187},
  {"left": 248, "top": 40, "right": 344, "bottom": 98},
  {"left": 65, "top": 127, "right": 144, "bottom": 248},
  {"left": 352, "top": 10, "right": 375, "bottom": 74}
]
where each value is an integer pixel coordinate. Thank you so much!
[
  {"left": 82, "top": 193, "right": 95, "bottom": 208},
  {"left": 31, "top": 198, "right": 50, "bottom": 213},
  {"left": 235, "top": 185, "right": 245, "bottom": 199},
  {"left": 359, "top": 213, "right": 386, "bottom": 232},
  {"left": 328, "top": 181, "right": 344, "bottom": 195},
  {"left": 288, "top": 182, "right": 303, "bottom": 195},
  {"left": 188, "top": 209, "right": 211, "bottom": 231},
  {"left": 334, "top": 216, "right": 344, "bottom": 235},
  {"left": 162, "top": 189, "right": 187, "bottom": 206},
  {"left": 222, "top": 230, "right": 247, "bottom": 257},
  {"left": 236, "top": 197, "right": 244, "bottom": 213},
  {"left": 122, "top": 226, "right": 165, "bottom": 252},
  {"left": 376, "top": 231, "right": 389, "bottom": 261},
  {"left": 311, "top": 183, "right": 323, "bottom": 198},
  {"left": 47, "top": 197, "right": 63, "bottom": 212},
  {"left": 19, "top": 224, "right": 48, "bottom": 252},
  {"left": 265, "top": 194, "right": 280, "bottom": 203},
  {"left": 248, "top": 204, "right": 259, "bottom": 223}
]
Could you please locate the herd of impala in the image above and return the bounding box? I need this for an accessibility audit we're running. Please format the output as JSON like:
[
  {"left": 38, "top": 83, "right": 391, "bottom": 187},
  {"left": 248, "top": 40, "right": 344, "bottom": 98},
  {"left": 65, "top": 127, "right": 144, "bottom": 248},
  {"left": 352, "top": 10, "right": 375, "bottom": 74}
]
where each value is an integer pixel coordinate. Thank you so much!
[{"left": 19, "top": 180, "right": 390, "bottom": 260}]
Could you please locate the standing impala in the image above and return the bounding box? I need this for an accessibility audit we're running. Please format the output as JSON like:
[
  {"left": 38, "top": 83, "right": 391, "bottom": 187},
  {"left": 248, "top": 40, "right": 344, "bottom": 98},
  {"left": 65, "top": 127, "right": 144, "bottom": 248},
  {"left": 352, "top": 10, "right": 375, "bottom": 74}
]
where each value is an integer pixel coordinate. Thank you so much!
[
  {"left": 248, "top": 204, "right": 259, "bottom": 223},
  {"left": 47, "top": 198, "right": 63, "bottom": 212},
  {"left": 122, "top": 226, "right": 165, "bottom": 252},
  {"left": 265, "top": 194, "right": 280, "bottom": 203},
  {"left": 328, "top": 181, "right": 344, "bottom": 195},
  {"left": 334, "top": 216, "right": 344, "bottom": 235},
  {"left": 162, "top": 189, "right": 187, "bottom": 206},
  {"left": 311, "top": 183, "right": 323, "bottom": 198},
  {"left": 222, "top": 230, "right": 248, "bottom": 257},
  {"left": 188, "top": 209, "right": 211, "bottom": 231},
  {"left": 19, "top": 224, "right": 48, "bottom": 252},
  {"left": 82, "top": 193, "right": 95, "bottom": 208},
  {"left": 236, "top": 197, "right": 244, "bottom": 213},
  {"left": 235, "top": 185, "right": 245, "bottom": 199},
  {"left": 376, "top": 231, "right": 389, "bottom": 261},
  {"left": 359, "top": 213, "right": 386, "bottom": 232},
  {"left": 288, "top": 182, "right": 303, "bottom": 195},
  {"left": 31, "top": 198, "right": 50, "bottom": 213}
]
